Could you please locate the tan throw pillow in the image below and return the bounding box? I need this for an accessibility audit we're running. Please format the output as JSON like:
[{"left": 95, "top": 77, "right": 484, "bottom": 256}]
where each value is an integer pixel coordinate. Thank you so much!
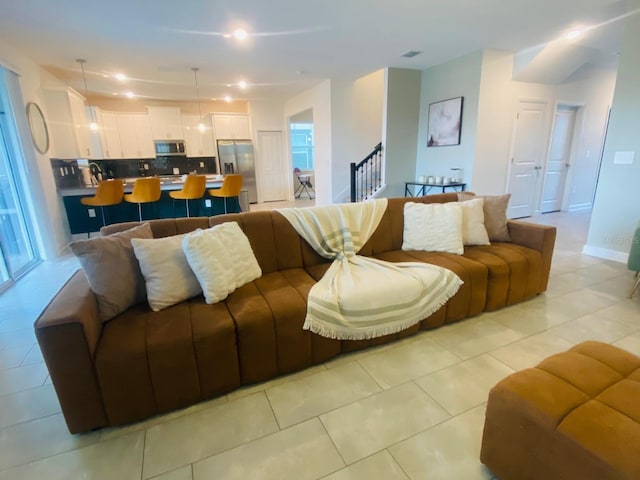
[
  {"left": 458, "top": 197, "right": 490, "bottom": 245},
  {"left": 402, "top": 202, "right": 464, "bottom": 254},
  {"left": 69, "top": 223, "right": 153, "bottom": 322},
  {"left": 458, "top": 192, "right": 511, "bottom": 242},
  {"left": 131, "top": 233, "right": 202, "bottom": 312}
]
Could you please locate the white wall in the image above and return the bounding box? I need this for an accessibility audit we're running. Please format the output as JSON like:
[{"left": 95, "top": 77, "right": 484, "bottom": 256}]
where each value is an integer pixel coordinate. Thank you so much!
[
  {"left": 473, "top": 50, "right": 516, "bottom": 194},
  {"left": 284, "top": 80, "right": 332, "bottom": 204},
  {"left": 330, "top": 70, "right": 384, "bottom": 202},
  {"left": 382, "top": 68, "right": 422, "bottom": 198},
  {"left": 585, "top": 7, "right": 640, "bottom": 261},
  {"left": 0, "top": 39, "right": 69, "bottom": 258},
  {"left": 419, "top": 47, "right": 616, "bottom": 213},
  {"left": 416, "top": 51, "right": 483, "bottom": 186}
]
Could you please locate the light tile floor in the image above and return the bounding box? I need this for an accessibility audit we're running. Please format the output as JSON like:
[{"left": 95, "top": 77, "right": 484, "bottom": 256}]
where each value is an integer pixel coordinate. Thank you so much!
[{"left": 1, "top": 209, "right": 639, "bottom": 479}]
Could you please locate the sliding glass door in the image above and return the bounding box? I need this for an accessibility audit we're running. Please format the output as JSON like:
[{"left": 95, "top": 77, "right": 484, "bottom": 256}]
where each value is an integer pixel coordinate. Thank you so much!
[{"left": 0, "top": 116, "right": 38, "bottom": 291}]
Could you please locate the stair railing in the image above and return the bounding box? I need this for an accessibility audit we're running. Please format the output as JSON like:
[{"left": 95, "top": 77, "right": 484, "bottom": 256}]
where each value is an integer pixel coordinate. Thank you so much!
[{"left": 350, "top": 142, "right": 382, "bottom": 202}]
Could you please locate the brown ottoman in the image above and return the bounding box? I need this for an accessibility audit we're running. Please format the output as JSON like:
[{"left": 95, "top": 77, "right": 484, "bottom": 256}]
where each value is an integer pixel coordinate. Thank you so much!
[{"left": 480, "top": 341, "right": 640, "bottom": 480}]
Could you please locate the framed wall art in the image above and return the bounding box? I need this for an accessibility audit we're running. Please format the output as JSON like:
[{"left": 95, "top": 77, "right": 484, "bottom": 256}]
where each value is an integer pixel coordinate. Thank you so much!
[{"left": 426, "top": 96, "right": 463, "bottom": 147}]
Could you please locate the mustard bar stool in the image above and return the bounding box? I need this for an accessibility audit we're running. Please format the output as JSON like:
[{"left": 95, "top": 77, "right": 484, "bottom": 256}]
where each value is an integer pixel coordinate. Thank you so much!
[
  {"left": 124, "top": 177, "right": 162, "bottom": 221},
  {"left": 208, "top": 174, "right": 243, "bottom": 214},
  {"left": 80, "top": 179, "right": 124, "bottom": 234},
  {"left": 169, "top": 174, "right": 206, "bottom": 217}
]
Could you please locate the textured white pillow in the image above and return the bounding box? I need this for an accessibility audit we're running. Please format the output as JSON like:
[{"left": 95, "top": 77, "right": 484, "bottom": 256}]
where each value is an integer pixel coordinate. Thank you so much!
[
  {"left": 402, "top": 202, "right": 464, "bottom": 254},
  {"left": 131, "top": 233, "right": 202, "bottom": 311},
  {"left": 182, "top": 222, "right": 262, "bottom": 304},
  {"left": 459, "top": 197, "right": 490, "bottom": 245}
]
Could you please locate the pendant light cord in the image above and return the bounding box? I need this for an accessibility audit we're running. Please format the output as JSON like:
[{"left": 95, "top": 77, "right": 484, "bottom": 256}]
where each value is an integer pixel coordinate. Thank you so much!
[{"left": 192, "top": 67, "right": 203, "bottom": 122}]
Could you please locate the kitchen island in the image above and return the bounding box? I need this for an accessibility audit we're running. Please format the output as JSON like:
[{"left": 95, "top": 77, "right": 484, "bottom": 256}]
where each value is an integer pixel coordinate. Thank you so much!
[{"left": 59, "top": 175, "right": 248, "bottom": 235}]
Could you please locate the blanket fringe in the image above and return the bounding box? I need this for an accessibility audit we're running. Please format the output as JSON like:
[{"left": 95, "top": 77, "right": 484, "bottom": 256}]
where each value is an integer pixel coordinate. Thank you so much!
[{"left": 303, "top": 277, "right": 463, "bottom": 341}]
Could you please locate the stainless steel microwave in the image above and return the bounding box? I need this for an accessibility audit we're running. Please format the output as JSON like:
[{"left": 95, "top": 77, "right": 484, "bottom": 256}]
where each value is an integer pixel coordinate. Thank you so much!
[{"left": 154, "top": 140, "right": 186, "bottom": 156}]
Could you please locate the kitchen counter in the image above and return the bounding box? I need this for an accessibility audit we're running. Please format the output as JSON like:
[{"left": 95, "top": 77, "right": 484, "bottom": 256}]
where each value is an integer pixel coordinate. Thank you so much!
[
  {"left": 58, "top": 175, "right": 224, "bottom": 197},
  {"left": 58, "top": 175, "right": 249, "bottom": 235}
]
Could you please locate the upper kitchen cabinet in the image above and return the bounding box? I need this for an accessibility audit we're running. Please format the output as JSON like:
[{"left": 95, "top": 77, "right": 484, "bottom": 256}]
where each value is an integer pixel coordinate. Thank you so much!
[
  {"left": 212, "top": 113, "right": 251, "bottom": 140},
  {"left": 182, "top": 114, "right": 215, "bottom": 157},
  {"left": 147, "top": 106, "right": 184, "bottom": 140},
  {"left": 117, "top": 114, "right": 154, "bottom": 158},
  {"left": 100, "top": 112, "right": 122, "bottom": 159},
  {"left": 43, "top": 88, "right": 97, "bottom": 158}
]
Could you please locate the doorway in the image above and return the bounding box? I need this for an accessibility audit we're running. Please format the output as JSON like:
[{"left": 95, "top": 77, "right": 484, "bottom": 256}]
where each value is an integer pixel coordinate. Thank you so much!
[
  {"left": 288, "top": 109, "right": 315, "bottom": 201},
  {"left": 541, "top": 105, "right": 579, "bottom": 213}
]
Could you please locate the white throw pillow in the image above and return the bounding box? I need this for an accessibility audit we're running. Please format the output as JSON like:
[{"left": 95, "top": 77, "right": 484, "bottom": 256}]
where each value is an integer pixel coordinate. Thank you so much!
[
  {"left": 182, "top": 222, "right": 262, "bottom": 304},
  {"left": 402, "top": 202, "right": 464, "bottom": 254},
  {"left": 458, "top": 197, "right": 490, "bottom": 245},
  {"left": 131, "top": 233, "right": 202, "bottom": 311}
]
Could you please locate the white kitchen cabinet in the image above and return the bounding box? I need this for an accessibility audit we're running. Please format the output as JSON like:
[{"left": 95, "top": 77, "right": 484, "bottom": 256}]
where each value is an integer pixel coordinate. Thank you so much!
[
  {"left": 147, "top": 106, "right": 184, "bottom": 140},
  {"left": 116, "top": 115, "right": 137, "bottom": 158},
  {"left": 43, "top": 88, "right": 98, "bottom": 158},
  {"left": 133, "top": 115, "right": 155, "bottom": 157},
  {"left": 212, "top": 114, "right": 251, "bottom": 140},
  {"left": 101, "top": 112, "right": 122, "bottom": 159},
  {"left": 182, "top": 114, "right": 215, "bottom": 157}
]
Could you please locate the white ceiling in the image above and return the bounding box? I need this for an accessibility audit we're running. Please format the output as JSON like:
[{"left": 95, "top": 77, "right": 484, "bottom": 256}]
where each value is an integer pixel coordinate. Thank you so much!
[{"left": 0, "top": 0, "right": 633, "bottom": 102}]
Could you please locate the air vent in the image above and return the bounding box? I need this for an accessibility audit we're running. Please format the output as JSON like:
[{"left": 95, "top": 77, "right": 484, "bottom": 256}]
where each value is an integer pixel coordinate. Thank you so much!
[{"left": 401, "top": 50, "right": 422, "bottom": 58}]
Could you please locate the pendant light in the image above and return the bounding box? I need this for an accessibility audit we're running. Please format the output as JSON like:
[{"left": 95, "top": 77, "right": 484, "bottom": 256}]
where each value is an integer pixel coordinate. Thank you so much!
[
  {"left": 77, "top": 59, "right": 98, "bottom": 131},
  {"left": 192, "top": 67, "right": 206, "bottom": 133}
]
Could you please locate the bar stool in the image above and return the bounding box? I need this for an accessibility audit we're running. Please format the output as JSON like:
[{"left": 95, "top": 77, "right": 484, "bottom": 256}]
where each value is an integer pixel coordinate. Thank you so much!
[
  {"left": 169, "top": 175, "right": 206, "bottom": 217},
  {"left": 80, "top": 179, "right": 124, "bottom": 234},
  {"left": 124, "top": 177, "right": 162, "bottom": 221},
  {"left": 208, "top": 174, "right": 243, "bottom": 214}
]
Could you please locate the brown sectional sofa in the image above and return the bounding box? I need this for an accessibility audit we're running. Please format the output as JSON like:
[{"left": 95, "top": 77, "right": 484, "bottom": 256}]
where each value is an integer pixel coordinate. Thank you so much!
[{"left": 35, "top": 194, "right": 556, "bottom": 433}]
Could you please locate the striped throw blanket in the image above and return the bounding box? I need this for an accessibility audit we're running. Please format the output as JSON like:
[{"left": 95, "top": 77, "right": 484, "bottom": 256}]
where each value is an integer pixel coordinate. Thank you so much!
[{"left": 278, "top": 199, "right": 462, "bottom": 340}]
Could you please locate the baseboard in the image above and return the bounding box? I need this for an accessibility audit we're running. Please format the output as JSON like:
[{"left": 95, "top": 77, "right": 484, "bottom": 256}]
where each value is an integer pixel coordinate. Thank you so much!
[
  {"left": 581, "top": 245, "right": 628, "bottom": 264},
  {"left": 568, "top": 203, "right": 592, "bottom": 212}
]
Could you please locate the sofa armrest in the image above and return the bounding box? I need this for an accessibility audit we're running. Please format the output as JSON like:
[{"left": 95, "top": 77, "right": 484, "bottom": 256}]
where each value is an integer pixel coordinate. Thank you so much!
[
  {"left": 507, "top": 220, "right": 557, "bottom": 292},
  {"left": 34, "top": 270, "right": 108, "bottom": 433}
]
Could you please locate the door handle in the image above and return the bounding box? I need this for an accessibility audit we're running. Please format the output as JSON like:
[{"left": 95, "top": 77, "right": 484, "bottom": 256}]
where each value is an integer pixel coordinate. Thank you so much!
[{"left": 534, "top": 166, "right": 542, "bottom": 170}]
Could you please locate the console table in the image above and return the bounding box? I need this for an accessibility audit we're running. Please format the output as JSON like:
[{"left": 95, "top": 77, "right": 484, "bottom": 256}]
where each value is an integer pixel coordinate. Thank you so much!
[{"left": 405, "top": 182, "right": 466, "bottom": 196}]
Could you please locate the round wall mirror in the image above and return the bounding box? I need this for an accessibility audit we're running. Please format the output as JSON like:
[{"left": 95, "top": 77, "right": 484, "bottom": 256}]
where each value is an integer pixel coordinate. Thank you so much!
[{"left": 26, "top": 102, "right": 49, "bottom": 154}]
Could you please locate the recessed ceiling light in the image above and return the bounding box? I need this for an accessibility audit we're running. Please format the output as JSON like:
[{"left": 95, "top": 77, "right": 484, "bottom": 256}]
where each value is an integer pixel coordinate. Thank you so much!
[
  {"left": 114, "top": 73, "right": 127, "bottom": 81},
  {"left": 224, "top": 95, "right": 232, "bottom": 103},
  {"left": 238, "top": 80, "right": 248, "bottom": 89},
  {"left": 125, "top": 91, "right": 135, "bottom": 98},
  {"left": 233, "top": 28, "right": 248, "bottom": 41},
  {"left": 563, "top": 28, "right": 585, "bottom": 41}
]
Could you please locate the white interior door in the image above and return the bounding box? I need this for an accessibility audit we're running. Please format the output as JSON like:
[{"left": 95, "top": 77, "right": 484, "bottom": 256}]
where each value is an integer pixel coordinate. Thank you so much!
[
  {"left": 257, "top": 131, "right": 288, "bottom": 202},
  {"left": 541, "top": 107, "right": 577, "bottom": 213},
  {"left": 507, "top": 100, "right": 548, "bottom": 218}
]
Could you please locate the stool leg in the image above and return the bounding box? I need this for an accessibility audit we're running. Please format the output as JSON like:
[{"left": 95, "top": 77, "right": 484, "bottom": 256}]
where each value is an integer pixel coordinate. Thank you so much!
[
  {"left": 138, "top": 203, "right": 143, "bottom": 222},
  {"left": 186, "top": 199, "right": 190, "bottom": 217},
  {"left": 224, "top": 197, "right": 228, "bottom": 214}
]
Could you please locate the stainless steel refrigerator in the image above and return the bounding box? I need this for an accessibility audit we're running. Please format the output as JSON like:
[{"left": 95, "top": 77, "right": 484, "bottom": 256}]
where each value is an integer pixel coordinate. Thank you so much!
[{"left": 217, "top": 140, "right": 257, "bottom": 203}]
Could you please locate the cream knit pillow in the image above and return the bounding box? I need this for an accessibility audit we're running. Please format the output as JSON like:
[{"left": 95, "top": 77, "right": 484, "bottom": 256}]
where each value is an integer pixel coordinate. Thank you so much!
[
  {"left": 182, "top": 222, "right": 262, "bottom": 304},
  {"left": 402, "top": 202, "right": 464, "bottom": 254},
  {"left": 459, "top": 197, "right": 490, "bottom": 245}
]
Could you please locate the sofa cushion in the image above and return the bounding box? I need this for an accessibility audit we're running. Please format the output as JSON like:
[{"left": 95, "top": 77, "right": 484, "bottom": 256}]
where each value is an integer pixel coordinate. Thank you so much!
[
  {"left": 402, "top": 202, "right": 464, "bottom": 254},
  {"left": 70, "top": 222, "right": 153, "bottom": 322},
  {"left": 95, "top": 298, "right": 240, "bottom": 425},
  {"left": 131, "top": 233, "right": 202, "bottom": 311},
  {"left": 183, "top": 222, "right": 262, "bottom": 304}
]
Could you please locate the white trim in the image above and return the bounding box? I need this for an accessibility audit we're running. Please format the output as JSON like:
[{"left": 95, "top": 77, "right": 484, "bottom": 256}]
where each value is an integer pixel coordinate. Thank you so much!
[
  {"left": 581, "top": 245, "right": 627, "bottom": 264},
  {"left": 568, "top": 203, "right": 592, "bottom": 212}
]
